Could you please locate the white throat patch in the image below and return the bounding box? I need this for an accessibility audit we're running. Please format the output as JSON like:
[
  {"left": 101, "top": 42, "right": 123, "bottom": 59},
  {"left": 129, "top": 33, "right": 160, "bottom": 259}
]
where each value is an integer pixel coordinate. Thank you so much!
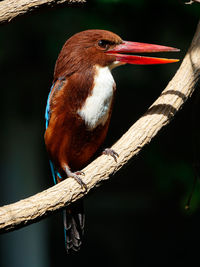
[{"left": 78, "top": 65, "right": 115, "bottom": 130}]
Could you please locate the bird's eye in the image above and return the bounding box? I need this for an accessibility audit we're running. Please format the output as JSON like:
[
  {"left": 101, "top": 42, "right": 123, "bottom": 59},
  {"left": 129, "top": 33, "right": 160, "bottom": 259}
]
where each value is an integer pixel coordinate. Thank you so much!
[{"left": 98, "top": 40, "right": 110, "bottom": 50}]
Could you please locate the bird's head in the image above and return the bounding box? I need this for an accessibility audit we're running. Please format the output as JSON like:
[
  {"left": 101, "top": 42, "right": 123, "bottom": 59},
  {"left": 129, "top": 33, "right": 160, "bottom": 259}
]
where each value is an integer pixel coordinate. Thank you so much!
[{"left": 54, "top": 29, "right": 179, "bottom": 80}]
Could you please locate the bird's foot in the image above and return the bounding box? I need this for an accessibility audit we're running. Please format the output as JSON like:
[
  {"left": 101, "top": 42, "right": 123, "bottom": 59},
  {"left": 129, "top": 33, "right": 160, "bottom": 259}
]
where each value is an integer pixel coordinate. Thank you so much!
[
  {"left": 64, "top": 167, "right": 87, "bottom": 191},
  {"left": 102, "top": 148, "right": 119, "bottom": 162},
  {"left": 75, "top": 171, "right": 85, "bottom": 176}
]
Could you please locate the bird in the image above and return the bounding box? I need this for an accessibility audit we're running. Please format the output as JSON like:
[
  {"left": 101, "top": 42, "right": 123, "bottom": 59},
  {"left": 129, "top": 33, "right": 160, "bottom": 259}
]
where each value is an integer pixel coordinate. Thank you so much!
[{"left": 44, "top": 29, "right": 179, "bottom": 253}]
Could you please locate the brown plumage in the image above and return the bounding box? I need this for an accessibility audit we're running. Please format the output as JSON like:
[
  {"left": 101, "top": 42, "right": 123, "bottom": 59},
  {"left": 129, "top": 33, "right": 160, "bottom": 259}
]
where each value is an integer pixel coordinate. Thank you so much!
[
  {"left": 44, "top": 29, "right": 179, "bottom": 252},
  {"left": 45, "top": 30, "right": 120, "bottom": 253},
  {"left": 53, "top": 29, "right": 122, "bottom": 80}
]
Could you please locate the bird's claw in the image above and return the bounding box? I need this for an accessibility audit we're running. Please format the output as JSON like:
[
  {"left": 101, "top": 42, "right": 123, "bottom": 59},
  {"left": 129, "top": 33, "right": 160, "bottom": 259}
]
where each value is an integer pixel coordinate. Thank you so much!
[
  {"left": 70, "top": 172, "right": 87, "bottom": 191},
  {"left": 102, "top": 148, "right": 119, "bottom": 162},
  {"left": 65, "top": 167, "right": 87, "bottom": 191}
]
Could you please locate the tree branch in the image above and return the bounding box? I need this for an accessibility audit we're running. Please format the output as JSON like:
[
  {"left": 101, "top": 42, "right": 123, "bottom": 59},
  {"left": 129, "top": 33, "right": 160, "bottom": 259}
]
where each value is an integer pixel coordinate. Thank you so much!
[
  {"left": 0, "top": 0, "right": 86, "bottom": 24},
  {"left": 185, "top": 0, "right": 200, "bottom": 4},
  {"left": 1, "top": 20, "right": 200, "bottom": 233}
]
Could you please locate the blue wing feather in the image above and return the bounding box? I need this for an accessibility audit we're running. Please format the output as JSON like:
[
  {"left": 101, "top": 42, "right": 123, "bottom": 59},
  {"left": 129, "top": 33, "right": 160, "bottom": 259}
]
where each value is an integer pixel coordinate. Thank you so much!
[
  {"left": 45, "top": 83, "right": 54, "bottom": 129},
  {"left": 45, "top": 78, "right": 65, "bottom": 184}
]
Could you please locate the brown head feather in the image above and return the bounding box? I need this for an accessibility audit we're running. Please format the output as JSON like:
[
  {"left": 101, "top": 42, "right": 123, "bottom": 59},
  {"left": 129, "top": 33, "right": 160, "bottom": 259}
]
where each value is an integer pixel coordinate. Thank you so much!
[{"left": 54, "top": 29, "right": 122, "bottom": 81}]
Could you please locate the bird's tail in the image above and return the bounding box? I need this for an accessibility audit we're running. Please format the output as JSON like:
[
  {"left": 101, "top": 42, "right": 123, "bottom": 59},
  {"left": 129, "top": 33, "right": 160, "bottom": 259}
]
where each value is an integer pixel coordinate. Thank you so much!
[{"left": 63, "top": 200, "right": 85, "bottom": 253}]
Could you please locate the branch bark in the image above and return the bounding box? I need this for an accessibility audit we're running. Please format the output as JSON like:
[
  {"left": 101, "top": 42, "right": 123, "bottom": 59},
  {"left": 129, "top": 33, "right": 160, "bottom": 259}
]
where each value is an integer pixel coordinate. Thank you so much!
[
  {"left": 185, "top": 0, "right": 200, "bottom": 4},
  {"left": 0, "top": 0, "right": 86, "bottom": 24},
  {"left": 1, "top": 20, "right": 200, "bottom": 233}
]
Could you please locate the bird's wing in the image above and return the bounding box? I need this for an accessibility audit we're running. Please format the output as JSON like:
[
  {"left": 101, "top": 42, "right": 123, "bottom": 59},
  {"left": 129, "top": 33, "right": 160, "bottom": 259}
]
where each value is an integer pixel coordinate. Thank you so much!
[
  {"left": 45, "top": 77, "right": 66, "bottom": 184},
  {"left": 45, "top": 77, "right": 85, "bottom": 251},
  {"left": 45, "top": 77, "right": 66, "bottom": 129},
  {"left": 45, "top": 83, "right": 54, "bottom": 129}
]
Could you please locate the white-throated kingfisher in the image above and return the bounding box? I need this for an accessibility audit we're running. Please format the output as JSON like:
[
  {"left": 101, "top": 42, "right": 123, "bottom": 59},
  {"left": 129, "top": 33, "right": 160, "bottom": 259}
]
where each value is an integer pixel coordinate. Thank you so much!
[{"left": 44, "top": 29, "right": 179, "bottom": 253}]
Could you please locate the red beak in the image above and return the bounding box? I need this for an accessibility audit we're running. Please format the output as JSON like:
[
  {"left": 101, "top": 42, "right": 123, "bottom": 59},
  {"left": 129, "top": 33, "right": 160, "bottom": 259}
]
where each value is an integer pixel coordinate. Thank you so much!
[{"left": 106, "top": 41, "right": 180, "bottom": 65}]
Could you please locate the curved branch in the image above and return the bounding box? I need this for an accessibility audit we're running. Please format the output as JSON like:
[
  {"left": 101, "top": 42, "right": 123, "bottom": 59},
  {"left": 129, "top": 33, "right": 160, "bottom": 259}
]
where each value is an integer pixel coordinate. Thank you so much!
[
  {"left": 185, "top": 0, "right": 200, "bottom": 4},
  {"left": 1, "top": 21, "right": 200, "bottom": 233},
  {"left": 0, "top": 0, "right": 86, "bottom": 24}
]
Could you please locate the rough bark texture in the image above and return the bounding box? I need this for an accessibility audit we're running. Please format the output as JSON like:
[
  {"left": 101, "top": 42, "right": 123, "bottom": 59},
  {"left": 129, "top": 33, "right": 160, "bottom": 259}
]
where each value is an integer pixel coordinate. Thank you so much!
[
  {"left": 0, "top": 0, "right": 86, "bottom": 24},
  {"left": 0, "top": 20, "right": 200, "bottom": 233}
]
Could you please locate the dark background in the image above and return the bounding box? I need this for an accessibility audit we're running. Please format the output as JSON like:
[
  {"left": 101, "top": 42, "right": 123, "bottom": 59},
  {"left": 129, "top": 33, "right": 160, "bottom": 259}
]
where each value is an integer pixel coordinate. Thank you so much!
[{"left": 0, "top": 0, "right": 200, "bottom": 266}]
